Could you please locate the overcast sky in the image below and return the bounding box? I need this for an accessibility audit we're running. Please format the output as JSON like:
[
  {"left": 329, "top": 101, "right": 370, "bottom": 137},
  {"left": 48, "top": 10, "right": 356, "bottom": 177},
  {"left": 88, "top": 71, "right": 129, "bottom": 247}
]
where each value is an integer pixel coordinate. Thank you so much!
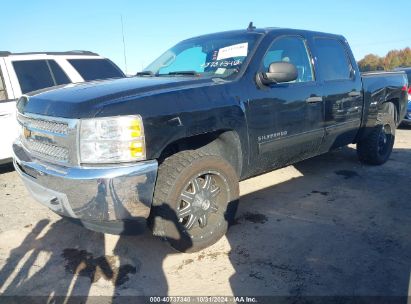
[{"left": 2, "top": 0, "right": 410, "bottom": 74}]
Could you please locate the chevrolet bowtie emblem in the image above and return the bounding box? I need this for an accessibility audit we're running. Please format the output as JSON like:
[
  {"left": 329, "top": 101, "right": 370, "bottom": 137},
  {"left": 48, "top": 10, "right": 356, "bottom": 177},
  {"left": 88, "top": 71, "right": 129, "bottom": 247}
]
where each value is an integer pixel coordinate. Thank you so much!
[{"left": 23, "top": 127, "right": 31, "bottom": 139}]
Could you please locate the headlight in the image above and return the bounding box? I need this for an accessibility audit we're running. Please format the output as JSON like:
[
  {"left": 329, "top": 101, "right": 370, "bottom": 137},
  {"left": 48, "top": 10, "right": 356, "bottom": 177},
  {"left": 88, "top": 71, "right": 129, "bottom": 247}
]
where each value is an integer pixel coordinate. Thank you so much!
[{"left": 79, "top": 115, "right": 145, "bottom": 163}]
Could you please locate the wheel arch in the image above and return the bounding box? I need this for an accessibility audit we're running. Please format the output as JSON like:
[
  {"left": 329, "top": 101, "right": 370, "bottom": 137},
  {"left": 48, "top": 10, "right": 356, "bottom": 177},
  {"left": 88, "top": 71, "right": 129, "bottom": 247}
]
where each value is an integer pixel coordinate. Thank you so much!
[
  {"left": 381, "top": 99, "right": 399, "bottom": 126},
  {"left": 157, "top": 130, "right": 243, "bottom": 178},
  {"left": 355, "top": 98, "right": 400, "bottom": 143}
]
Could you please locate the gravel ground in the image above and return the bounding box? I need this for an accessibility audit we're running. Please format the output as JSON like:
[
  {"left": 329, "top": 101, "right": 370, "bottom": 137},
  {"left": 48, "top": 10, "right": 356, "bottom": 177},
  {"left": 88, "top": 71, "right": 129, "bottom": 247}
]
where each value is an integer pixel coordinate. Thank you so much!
[{"left": 0, "top": 129, "right": 410, "bottom": 302}]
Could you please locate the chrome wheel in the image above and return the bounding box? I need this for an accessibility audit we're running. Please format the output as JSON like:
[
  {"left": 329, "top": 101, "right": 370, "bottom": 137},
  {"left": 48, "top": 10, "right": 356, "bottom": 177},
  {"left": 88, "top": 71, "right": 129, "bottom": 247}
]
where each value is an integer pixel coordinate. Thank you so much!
[
  {"left": 151, "top": 150, "right": 239, "bottom": 252},
  {"left": 178, "top": 172, "right": 223, "bottom": 230}
]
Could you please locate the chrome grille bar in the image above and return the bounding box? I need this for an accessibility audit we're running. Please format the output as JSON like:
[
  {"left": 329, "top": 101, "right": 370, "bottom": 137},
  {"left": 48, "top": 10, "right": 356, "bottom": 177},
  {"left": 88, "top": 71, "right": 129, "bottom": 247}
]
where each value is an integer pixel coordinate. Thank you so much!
[
  {"left": 16, "top": 112, "right": 79, "bottom": 165},
  {"left": 17, "top": 113, "right": 69, "bottom": 134},
  {"left": 24, "top": 140, "right": 69, "bottom": 161}
]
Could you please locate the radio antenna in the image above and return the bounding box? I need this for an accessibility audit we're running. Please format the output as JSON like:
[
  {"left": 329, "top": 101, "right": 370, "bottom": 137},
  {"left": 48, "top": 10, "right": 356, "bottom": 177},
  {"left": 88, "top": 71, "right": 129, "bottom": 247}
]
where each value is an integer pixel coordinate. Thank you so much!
[
  {"left": 247, "top": 21, "right": 256, "bottom": 31},
  {"left": 120, "top": 15, "right": 128, "bottom": 74}
]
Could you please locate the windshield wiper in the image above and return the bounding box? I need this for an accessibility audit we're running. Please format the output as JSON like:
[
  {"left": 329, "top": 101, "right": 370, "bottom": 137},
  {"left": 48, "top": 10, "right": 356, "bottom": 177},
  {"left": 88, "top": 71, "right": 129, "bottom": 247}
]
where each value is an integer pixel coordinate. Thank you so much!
[
  {"left": 136, "top": 71, "right": 155, "bottom": 77},
  {"left": 160, "top": 71, "right": 199, "bottom": 76}
]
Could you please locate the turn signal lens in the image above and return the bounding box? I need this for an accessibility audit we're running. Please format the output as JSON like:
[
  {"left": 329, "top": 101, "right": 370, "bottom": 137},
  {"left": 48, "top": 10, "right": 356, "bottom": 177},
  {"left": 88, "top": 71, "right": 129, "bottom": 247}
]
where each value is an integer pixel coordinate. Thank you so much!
[{"left": 129, "top": 141, "right": 144, "bottom": 158}]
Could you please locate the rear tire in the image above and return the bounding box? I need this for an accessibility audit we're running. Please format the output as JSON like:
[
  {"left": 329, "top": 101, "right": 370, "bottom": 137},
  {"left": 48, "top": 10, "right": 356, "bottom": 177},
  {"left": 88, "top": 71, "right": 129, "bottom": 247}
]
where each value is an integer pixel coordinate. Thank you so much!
[
  {"left": 149, "top": 150, "right": 239, "bottom": 253},
  {"left": 357, "top": 103, "right": 396, "bottom": 165}
]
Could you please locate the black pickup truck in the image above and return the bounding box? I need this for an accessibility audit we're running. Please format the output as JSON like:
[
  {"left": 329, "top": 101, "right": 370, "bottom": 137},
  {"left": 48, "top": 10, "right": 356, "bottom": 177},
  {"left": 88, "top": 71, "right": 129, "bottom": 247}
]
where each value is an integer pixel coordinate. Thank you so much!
[{"left": 13, "top": 26, "right": 408, "bottom": 252}]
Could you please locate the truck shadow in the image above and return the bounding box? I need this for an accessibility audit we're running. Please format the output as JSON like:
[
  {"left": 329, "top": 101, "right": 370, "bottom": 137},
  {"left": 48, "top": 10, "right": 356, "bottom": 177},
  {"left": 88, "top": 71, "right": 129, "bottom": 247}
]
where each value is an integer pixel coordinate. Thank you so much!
[
  {"left": 227, "top": 145, "right": 411, "bottom": 298},
  {"left": 0, "top": 219, "right": 123, "bottom": 302},
  {"left": 0, "top": 208, "right": 189, "bottom": 302},
  {"left": 0, "top": 146, "right": 410, "bottom": 301}
]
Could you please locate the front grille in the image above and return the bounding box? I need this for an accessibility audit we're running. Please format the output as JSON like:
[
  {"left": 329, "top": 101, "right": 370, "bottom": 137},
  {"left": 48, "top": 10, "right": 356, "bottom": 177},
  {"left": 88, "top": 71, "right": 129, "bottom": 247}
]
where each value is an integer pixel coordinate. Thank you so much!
[
  {"left": 17, "top": 113, "right": 78, "bottom": 164},
  {"left": 18, "top": 113, "right": 69, "bottom": 134},
  {"left": 25, "top": 140, "right": 69, "bottom": 161}
]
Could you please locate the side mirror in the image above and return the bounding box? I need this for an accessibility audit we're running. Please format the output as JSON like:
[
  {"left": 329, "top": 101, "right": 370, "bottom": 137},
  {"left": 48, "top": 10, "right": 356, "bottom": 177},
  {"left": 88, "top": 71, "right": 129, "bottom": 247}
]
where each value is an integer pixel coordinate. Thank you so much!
[{"left": 258, "top": 62, "right": 298, "bottom": 85}]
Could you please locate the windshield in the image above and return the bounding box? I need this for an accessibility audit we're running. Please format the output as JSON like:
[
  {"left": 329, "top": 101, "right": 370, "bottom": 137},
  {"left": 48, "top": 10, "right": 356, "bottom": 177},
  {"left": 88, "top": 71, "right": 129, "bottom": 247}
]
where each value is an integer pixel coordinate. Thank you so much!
[{"left": 143, "top": 32, "right": 262, "bottom": 79}]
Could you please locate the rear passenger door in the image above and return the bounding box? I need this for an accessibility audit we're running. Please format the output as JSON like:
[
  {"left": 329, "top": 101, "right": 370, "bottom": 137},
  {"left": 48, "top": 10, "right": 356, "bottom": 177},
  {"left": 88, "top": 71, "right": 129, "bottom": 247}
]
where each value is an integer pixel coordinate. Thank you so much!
[
  {"left": 0, "top": 60, "right": 17, "bottom": 161},
  {"left": 10, "top": 59, "right": 71, "bottom": 95},
  {"left": 311, "top": 37, "right": 363, "bottom": 151}
]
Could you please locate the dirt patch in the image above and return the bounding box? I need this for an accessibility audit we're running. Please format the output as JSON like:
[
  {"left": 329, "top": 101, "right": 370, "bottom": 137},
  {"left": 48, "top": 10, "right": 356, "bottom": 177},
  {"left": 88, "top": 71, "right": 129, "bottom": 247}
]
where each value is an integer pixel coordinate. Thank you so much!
[
  {"left": 335, "top": 170, "right": 359, "bottom": 179},
  {"left": 241, "top": 212, "right": 268, "bottom": 224},
  {"left": 249, "top": 271, "right": 264, "bottom": 280},
  {"left": 62, "top": 248, "right": 137, "bottom": 286},
  {"left": 198, "top": 252, "right": 230, "bottom": 261},
  {"left": 234, "top": 246, "right": 250, "bottom": 259},
  {"left": 311, "top": 190, "right": 329, "bottom": 196},
  {"left": 177, "top": 258, "right": 194, "bottom": 270}
]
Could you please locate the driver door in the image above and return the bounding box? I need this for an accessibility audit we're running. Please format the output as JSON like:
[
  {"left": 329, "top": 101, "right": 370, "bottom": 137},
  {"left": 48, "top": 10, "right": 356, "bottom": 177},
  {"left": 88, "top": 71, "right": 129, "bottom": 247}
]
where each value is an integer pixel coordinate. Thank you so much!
[{"left": 245, "top": 35, "right": 324, "bottom": 173}]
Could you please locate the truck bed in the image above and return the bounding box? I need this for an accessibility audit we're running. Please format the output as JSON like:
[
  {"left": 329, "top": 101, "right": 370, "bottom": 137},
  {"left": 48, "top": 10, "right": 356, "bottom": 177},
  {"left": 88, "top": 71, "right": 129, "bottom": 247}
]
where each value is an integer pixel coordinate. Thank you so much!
[{"left": 357, "top": 71, "right": 408, "bottom": 141}]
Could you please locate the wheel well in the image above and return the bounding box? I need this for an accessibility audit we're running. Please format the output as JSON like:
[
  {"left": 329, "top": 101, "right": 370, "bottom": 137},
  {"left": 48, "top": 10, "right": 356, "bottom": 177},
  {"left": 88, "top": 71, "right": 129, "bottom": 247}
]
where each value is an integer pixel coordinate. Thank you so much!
[
  {"left": 384, "top": 99, "right": 400, "bottom": 125},
  {"left": 158, "top": 131, "right": 243, "bottom": 177}
]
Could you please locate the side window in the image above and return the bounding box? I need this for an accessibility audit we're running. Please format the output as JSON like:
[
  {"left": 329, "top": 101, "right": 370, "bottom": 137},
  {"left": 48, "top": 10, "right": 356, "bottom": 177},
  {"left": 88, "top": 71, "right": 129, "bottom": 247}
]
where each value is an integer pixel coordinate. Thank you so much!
[
  {"left": 68, "top": 59, "right": 125, "bottom": 81},
  {"left": 48, "top": 60, "right": 70, "bottom": 85},
  {"left": 313, "top": 38, "right": 352, "bottom": 81},
  {"left": 262, "top": 36, "right": 314, "bottom": 83},
  {"left": 13, "top": 60, "right": 54, "bottom": 94},
  {"left": 0, "top": 68, "right": 7, "bottom": 101}
]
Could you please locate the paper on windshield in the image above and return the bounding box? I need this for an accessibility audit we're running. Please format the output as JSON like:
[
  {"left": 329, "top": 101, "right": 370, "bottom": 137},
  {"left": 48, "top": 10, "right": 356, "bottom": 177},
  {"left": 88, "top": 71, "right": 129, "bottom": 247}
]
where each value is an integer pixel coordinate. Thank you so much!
[{"left": 216, "top": 43, "right": 248, "bottom": 60}]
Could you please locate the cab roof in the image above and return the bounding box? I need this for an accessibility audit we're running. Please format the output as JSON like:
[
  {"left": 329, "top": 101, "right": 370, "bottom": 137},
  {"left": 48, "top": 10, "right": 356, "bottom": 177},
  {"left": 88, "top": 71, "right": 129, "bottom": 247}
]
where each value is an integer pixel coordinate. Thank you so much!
[{"left": 187, "top": 27, "right": 345, "bottom": 41}]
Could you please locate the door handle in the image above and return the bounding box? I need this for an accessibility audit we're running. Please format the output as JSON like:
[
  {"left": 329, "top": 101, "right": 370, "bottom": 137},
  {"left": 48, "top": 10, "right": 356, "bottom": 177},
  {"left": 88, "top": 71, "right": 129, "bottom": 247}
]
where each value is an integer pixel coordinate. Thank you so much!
[
  {"left": 306, "top": 96, "right": 323, "bottom": 103},
  {"left": 348, "top": 91, "right": 361, "bottom": 97},
  {"left": 0, "top": 112, "right": 12, "bottom": 118}
]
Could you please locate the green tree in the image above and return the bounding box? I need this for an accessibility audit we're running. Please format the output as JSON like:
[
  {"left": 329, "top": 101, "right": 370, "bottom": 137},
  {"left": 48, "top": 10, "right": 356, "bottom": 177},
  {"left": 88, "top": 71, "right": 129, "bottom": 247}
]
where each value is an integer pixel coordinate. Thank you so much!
[
  {"left": 399, "top": 47, "right": 411, "bottom": 67},
  {"left": 384, "top": 50, "right": 402, "bottom": 70},
  {"left": 358, "top": 47, "right": 411, "bottom": 71},
  {"left": 358, "top": 54, "right": 384, "bottom": 72}
]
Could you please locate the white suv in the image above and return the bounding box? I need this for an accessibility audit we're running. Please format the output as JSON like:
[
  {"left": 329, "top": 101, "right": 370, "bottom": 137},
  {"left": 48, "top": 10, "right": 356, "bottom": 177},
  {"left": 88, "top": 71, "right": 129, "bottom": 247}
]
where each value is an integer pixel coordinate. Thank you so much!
[{"left": 0, "top": 51, "right": 125, "bottom": 164}]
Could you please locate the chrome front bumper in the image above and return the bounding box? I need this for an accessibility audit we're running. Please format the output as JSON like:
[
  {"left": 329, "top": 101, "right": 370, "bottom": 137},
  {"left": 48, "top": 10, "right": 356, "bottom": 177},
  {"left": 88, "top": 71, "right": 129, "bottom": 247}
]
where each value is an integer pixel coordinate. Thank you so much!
[{"left": 13, "top": 140, "right": 158, "bottom": 233}]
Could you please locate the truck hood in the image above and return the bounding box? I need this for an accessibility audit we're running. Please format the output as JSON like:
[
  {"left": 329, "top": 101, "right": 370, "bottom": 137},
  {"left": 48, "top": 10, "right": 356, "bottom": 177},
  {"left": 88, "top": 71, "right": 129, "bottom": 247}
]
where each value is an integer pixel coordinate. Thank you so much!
[{"left": 18, "top": 76, "right": 215, "bottom": 118}]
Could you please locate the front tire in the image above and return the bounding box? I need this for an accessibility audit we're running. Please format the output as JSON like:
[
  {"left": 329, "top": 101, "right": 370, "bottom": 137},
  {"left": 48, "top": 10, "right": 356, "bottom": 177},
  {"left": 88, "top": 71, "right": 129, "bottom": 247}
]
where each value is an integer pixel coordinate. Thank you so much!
[{"left": 149, "top": 150, "right": 239, "bottom": 252}]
